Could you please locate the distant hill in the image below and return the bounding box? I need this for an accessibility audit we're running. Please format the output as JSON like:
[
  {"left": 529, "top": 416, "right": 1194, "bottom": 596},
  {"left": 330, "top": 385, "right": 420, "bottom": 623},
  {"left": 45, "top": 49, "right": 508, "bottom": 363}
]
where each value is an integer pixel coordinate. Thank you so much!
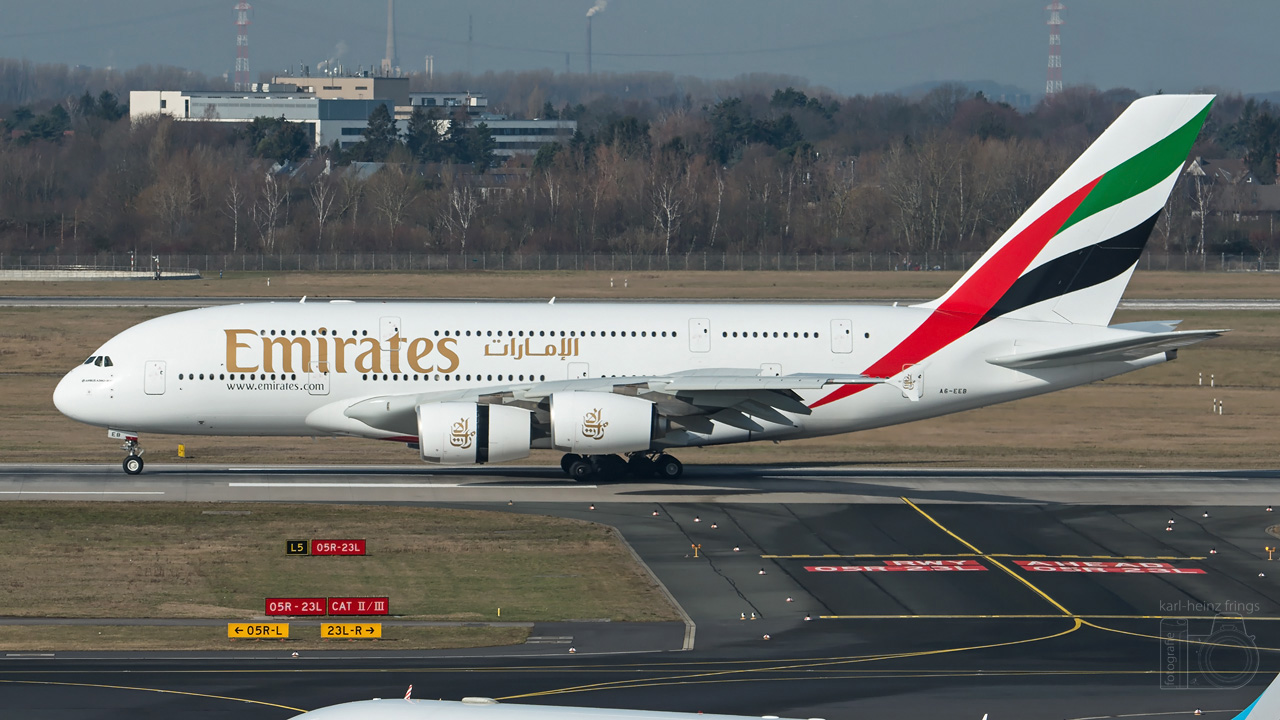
[
  {"left": 1246, "top": 91, "right": 1280, "bottom": 106},
  {"left": 894, "top": 79, "right": 1038, "bottom": 110}
]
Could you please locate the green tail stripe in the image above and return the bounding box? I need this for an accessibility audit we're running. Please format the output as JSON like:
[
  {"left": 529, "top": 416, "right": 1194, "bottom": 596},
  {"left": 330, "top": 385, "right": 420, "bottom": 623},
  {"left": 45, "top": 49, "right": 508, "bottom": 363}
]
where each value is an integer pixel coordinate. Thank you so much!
[{"left": 1058, "top": 99, "right": 1214, "bottom": 235}]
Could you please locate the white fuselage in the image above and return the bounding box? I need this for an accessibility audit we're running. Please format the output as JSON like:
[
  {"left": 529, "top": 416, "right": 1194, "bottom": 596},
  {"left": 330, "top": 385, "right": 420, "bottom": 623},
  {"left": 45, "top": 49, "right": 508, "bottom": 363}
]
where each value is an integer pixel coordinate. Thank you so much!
[{"left": 53, "top": 300, "right": 1167, "bottom": 453}]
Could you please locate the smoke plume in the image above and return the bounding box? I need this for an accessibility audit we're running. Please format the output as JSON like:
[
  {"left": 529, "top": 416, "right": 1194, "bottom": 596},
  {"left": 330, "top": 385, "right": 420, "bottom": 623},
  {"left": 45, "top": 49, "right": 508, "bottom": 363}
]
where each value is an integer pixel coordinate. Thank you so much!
[{"left": 586, "top": 0, "right": 607, "bottom": 17}]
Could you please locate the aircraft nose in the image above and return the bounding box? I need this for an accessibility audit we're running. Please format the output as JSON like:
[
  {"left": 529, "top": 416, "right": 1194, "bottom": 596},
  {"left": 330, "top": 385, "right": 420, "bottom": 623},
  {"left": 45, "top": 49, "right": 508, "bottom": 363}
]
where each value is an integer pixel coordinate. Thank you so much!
[{"left": 53, "top": 370, "right": 86, "bottom": 422}]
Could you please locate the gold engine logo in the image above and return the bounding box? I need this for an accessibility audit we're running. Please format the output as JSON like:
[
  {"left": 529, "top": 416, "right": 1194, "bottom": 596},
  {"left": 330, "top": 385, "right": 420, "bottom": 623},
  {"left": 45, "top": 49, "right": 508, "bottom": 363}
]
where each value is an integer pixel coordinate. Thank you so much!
[
  {"left": 582, "top": 408, "right": 608, "bottom": 440},
  {"left": 449, "top": 418, "right": 475, "bottom": 449}
]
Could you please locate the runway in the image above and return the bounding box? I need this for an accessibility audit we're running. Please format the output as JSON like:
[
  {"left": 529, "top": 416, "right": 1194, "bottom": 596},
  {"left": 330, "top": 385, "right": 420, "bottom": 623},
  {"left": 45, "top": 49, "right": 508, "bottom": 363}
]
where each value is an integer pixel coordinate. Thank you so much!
[
  {"left": 2, "top": 465, "right": 1279, "bottom": 719},
  {"left": 1, "top": 463, "right": 1278, "bottom": 505}
]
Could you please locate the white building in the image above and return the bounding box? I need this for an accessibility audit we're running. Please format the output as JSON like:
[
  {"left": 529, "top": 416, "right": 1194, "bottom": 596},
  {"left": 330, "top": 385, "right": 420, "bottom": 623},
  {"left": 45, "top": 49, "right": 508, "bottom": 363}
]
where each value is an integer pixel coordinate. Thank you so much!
[
  {"left": 408, "top": 92, "right": 575, "bottom": 156},
  {"left": 129, "top": 90, "right": 394, "bottom": 149}
]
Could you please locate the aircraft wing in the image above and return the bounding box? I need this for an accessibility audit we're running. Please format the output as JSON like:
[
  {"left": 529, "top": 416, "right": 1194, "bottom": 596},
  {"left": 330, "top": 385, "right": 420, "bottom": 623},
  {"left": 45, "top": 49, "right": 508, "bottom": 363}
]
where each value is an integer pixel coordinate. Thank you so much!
[
  {"left": 986, "top": 329, "right": 1228, "bottom": 370},
  {"left": 339, "top": 369, "right": 883, "bottom": 437}
]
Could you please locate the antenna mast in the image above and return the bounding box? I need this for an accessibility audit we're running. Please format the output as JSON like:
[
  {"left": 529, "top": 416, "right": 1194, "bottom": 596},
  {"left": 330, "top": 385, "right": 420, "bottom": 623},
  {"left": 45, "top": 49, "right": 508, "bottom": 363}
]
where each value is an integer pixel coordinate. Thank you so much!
[
  {"left": 1046, "top": 2, "right": 1064, "bottom": 96},
  {"left": 234, "top": 1, "right": 251, "bottom": 91}
]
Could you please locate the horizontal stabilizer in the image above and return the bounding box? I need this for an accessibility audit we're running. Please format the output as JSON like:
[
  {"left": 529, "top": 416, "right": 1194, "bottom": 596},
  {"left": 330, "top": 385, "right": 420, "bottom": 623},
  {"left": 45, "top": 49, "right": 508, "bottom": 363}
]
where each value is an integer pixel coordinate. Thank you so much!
[{"left": 987, "top": 329, "right": 1227, "bottom": 369}]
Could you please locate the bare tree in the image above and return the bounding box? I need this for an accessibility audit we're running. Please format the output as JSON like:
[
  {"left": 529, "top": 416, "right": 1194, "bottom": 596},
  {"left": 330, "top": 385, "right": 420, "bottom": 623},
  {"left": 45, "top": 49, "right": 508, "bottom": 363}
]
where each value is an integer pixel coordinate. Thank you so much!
[
  {"left": 152, "top": 157, "right": 197, "bottom": 240},
  {"left": 441, "top": 177, "right": 480, "bottom": 254},
  {"left": 220, "top": 174, "right": 244, "bottom": 252},
  {"left": 250, "top": 173, "right": 286, "bottom": 253},
  {"left": 309, "top": 175, "right": 337, "bottom": 251},
  {"left": 707, "top": 167, "right": 725, "bottom": 250},
  {"left": 1191, "top": 173, "right": 1215, "bottom": 254},
  {"left": 367, "top": 165, "right": 417, "bottom": 242},
  {"left": 649, "top": 161, "right": 685, "bottom": 257}
]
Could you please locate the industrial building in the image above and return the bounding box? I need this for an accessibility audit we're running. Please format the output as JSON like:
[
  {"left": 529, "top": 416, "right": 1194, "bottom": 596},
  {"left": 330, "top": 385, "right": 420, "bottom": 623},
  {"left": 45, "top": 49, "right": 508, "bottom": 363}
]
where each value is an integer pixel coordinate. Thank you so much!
[
  {"left": 129, "top": 85, "right": 575, "bottom": 157},
  {"left": 129, "top": 89, "right": 393, "bottom": 149},
  {"left": 408, "top": 92, "right": 575, "bottom": 157}
]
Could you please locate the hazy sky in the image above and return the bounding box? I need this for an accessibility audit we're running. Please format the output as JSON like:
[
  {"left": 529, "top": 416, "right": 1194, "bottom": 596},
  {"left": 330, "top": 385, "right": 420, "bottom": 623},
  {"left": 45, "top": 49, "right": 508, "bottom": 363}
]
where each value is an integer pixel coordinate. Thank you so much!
[{"left": 3, "top": 1, "right": 1276, "bottom": 96}]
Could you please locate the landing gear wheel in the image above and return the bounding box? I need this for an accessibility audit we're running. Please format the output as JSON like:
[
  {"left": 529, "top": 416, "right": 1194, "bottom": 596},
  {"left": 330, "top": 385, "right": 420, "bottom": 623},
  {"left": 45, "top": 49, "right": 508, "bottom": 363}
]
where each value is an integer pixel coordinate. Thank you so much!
[
  {"left": 654, "top": 454, "right": 683, "bottom": 480},
  {"left": 123, "top": 455, "right": 144, "bottom": 475},
  {"left": 596, "top": 454, "right": 627, "bottom": 481},
  {"left": 627, "top": 454, "right": 655, "bottom": 478},
  {"left": 560, "top": 453, "right": 582, "bottom": 475},
  {"left": 567, "top": 459, "right": 594, "bottom": 481}
]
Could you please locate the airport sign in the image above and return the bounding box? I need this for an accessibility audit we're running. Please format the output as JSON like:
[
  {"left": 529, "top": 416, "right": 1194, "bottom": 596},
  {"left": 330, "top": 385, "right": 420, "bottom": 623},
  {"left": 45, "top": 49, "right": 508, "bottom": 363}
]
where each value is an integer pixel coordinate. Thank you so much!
[
  {"left": 322, "top": 623, "right": 382, "bottom": 639},
  {"left": 286, "top": 540, "right": 310, "bottom": 555},
  {"left": 1014, "top": 560, "right": 1206, "bottom": 574},
  {"left": 265, "top": 597, "right": 327, "bottom": 615},
  {"left": 228, "top": 623, "right": 289, "bottom": 638},
  {"left": 312, "top": 539, "right": 367, "bottom": 556},
  {"left": 806, "top": 560, "right": 987, "bottom": 572},
  {"left": 328, "top": 597, "right": 389, "bottom": 615}
]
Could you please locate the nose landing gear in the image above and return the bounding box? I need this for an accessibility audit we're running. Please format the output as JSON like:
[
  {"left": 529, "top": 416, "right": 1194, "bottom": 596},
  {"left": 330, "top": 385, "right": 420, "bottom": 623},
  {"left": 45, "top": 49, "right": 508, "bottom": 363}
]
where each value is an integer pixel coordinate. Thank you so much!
[{"left": 118, "top": 435, "right": 145, "bottom": 475}]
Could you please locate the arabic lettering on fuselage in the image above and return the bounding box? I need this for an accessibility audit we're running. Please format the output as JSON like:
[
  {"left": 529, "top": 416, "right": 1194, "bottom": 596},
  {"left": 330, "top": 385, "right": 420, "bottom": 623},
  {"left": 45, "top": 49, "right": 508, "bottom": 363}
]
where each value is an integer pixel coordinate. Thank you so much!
[
  {"left": 224, "top": 330, "right": 582, "bottom": 375},
  {"left": 482, "top": 337, "right": 580, "bottom": 360}
]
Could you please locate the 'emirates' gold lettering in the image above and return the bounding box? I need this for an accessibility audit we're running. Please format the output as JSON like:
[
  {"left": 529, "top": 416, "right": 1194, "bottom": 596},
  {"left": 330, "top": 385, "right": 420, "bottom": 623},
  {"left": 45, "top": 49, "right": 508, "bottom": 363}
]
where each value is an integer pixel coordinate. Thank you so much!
[{"left": 220, "top": 330, "right": 570, "bottom": 376}]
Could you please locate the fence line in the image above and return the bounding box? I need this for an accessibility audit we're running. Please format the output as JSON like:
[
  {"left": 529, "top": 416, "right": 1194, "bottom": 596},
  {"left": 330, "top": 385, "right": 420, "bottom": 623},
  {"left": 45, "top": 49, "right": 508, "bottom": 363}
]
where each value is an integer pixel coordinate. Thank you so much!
[{"left": 1, "top": 252, "right": 1276, "bottom": 274}]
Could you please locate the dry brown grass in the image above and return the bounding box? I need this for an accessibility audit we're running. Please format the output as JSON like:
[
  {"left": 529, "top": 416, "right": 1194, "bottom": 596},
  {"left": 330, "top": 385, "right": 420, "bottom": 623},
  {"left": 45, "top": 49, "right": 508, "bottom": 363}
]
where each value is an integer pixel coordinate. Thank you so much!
[
  {"left": 0, "top": 503, "right": 679, "bottom": 624},
  {"left": 0, "top": 625, "right": 529, "bottom": 652}
]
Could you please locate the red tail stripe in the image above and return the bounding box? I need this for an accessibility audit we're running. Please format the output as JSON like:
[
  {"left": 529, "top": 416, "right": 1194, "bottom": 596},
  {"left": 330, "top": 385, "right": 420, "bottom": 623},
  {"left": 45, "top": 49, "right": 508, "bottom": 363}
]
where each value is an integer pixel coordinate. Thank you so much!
[{"left": 809, "top": 176, "right": 1101, "bottom": 410}]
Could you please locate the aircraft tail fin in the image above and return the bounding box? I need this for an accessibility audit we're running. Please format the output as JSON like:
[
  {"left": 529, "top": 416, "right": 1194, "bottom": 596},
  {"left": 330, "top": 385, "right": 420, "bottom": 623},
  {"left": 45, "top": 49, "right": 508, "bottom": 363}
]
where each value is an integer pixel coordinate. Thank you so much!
[
  {"left": 1232, "top": 673, "right": 1280, "bottom": 719},
  {"left": 918, "top": 94, "right": 1213, "bottom": 327}
]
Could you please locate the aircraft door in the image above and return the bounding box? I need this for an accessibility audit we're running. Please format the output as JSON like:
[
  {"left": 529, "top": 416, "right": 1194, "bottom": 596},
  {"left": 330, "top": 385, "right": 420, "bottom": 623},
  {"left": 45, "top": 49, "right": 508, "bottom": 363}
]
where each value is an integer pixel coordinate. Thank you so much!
[
  {"left": 307, "top": 369, "right": 330, "bottom": 395},
  {"left": 830, "top": 319, "right": 853, "bottom": 353},
  {"left": 689, "top": 318, "right": 711, "bottom": 352},
  {"left": 567, "top": 362, "right": 589, "bottom": 379},
  {"left": 144, "top": 361, "right": 166, "bottom": 395},
  {"left": 380, "top": 316, "right": 401, "bottom": 349}
]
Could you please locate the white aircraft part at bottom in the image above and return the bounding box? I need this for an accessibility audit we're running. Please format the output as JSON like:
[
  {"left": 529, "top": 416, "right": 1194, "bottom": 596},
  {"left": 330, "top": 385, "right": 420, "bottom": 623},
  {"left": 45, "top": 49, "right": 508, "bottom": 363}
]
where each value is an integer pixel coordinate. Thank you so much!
[{"left": 291, "top": 697, "right": 817, "bottom": 720}]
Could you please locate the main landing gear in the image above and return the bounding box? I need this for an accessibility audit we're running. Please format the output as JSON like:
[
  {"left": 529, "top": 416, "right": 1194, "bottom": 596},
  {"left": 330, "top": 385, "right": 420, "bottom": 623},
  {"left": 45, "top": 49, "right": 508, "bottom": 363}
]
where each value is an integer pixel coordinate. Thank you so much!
[
  {"left": 121, "top": 437, "right": 145, "bottom": 475},
  {"left": 559, "top": 452, "right": 683, "bottom": 481}
]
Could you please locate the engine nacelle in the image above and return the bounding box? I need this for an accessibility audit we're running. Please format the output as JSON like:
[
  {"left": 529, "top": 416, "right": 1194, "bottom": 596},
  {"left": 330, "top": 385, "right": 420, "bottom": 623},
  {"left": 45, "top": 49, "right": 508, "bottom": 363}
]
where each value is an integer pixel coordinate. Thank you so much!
[
  {"left": 417, "top": 402, "right": 531, "bottom": 465},
  {"left": 551, "top": 392, "right": 657, "bottom": 455}
]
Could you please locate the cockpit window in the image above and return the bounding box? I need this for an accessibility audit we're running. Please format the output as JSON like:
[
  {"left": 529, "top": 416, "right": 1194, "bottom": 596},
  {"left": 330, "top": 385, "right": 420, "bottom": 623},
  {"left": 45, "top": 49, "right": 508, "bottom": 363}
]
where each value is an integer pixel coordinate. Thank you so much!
[
  {"left": 102, "top": 356, "right": 113, "bottom": 367},
  {"left": 94, "top": 357, "right": 104, "bottom": 367},
  {"left": 83, "top": 356, "right": 96, "bottom": 365}
]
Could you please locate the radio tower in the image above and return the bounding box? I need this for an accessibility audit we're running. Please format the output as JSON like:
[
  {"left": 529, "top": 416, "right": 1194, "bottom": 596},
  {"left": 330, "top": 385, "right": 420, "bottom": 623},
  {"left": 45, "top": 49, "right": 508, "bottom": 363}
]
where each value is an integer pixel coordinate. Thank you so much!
[
  {"left": 1045, "top": 1, "right": 1064, "bottom": 96},
  {"left": 234, "top": 1, "right": 251, "bottom": 91}
]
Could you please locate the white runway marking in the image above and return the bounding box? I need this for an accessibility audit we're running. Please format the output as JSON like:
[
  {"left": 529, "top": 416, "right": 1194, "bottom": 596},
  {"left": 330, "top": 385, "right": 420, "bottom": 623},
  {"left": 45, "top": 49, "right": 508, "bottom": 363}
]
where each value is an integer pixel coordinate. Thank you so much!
[
  {"left": 227, "top": 482, "right": 596, "bottom": 489},
  {"left": 0, "top": 486, "right": 166, "bottom": 491}
]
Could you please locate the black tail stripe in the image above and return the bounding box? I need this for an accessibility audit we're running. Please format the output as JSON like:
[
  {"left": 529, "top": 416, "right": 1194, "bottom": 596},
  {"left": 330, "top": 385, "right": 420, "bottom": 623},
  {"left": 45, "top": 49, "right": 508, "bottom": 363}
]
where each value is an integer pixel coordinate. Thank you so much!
[{"left": 978, "top": 212, "right": 1160, "bottom": 326}]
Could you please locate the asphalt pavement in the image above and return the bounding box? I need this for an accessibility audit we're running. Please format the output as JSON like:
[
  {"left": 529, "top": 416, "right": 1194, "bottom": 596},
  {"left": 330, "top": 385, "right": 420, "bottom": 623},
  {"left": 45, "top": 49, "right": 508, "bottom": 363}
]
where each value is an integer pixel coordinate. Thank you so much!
[{"left": 2, "top": 466, "right": 1280, "bottom": 719}]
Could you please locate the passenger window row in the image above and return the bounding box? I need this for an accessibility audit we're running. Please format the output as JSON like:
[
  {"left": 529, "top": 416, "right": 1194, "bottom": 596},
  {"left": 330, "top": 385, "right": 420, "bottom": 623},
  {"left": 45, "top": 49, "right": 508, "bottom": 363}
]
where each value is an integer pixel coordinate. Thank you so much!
[{"left": 721, "top": 331, "right": 819, "bottom": 339}]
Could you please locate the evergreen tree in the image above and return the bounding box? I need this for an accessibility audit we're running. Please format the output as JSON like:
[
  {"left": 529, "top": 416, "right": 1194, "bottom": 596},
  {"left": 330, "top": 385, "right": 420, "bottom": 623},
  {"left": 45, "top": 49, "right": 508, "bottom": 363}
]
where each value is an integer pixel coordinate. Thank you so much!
[
  {"left": 404, "top": 106, "right": 445, "bottom": 163},
  {"left": 96, "top": 91, "right": 125, "bottom": 122},
  {"left": 468, "top": 122, "right": 497, "bottom": 172},
  {"left": 354, "top": 103, "right": 399, "bottom": 161}
]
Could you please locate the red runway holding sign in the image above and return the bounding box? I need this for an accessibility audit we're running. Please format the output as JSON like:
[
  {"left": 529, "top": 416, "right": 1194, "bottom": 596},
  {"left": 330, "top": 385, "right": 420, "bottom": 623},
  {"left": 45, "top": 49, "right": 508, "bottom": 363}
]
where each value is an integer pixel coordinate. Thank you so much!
[
  {"left": 1013, "top": 560, "right": 1206, "bottom": 575},
  {"left": 806, "top": 560, "right": 988, "bottom": 573}
]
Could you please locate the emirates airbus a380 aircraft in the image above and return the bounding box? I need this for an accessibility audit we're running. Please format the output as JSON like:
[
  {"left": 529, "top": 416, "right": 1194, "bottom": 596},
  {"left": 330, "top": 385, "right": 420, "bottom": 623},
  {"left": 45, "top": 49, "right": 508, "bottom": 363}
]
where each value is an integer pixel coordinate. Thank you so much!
[{"left": 55, "top": 95, "right": 1225, "bottom": 478}]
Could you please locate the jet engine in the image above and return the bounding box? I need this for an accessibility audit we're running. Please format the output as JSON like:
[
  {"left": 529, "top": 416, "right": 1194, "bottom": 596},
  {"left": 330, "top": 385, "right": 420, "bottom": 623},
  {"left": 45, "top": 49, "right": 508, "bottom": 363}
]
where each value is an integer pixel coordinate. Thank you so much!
[
  {"left": 550, "top": 392, "right": 658, "bottom": 455},
  {"left": 417, "top": 402, "right": 531, "bottom": 464}
]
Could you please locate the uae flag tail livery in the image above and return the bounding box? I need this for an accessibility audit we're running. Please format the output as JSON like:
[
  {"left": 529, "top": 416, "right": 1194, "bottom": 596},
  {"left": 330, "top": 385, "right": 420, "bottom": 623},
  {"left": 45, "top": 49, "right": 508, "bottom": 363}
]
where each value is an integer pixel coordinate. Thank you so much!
[
  {"left": 811, "top": 94, "right": 1217, "bottom": 409},
  {"left": 53, "top": 95, "right": 1225, "bottom": 478}
]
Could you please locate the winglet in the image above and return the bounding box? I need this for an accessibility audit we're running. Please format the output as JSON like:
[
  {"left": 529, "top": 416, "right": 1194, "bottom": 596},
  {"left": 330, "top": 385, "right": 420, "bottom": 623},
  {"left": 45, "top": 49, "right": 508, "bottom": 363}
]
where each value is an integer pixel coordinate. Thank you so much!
[{"left": 1232, "top": 674, "right": 1280, "bottom": 719}]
